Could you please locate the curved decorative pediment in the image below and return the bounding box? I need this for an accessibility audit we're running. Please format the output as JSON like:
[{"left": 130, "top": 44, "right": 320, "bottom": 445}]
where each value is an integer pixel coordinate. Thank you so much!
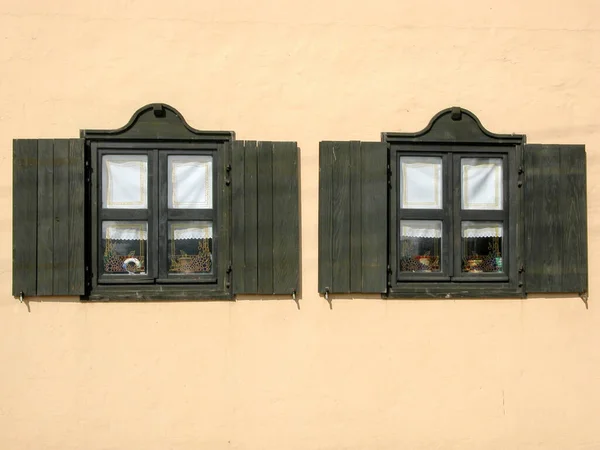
[
  {"left": 81, "top": 103, "right": 234, "bottom": 142},
  {"left": 383, "top": 107, "right": 524, "bottom": 145}
]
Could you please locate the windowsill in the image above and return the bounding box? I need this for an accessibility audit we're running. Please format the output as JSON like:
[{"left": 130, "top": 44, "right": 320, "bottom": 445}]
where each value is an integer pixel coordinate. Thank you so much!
[
  {"left": 387, "top": 283, "right": 523, "bottom": 299},
  {"left": 85, "top": 285, "right": 233, "bottom": 301}
]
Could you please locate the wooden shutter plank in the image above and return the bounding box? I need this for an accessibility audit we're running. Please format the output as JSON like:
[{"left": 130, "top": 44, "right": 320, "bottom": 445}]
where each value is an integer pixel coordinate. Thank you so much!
[
  {"left": 53, "top": 139, "right": 70, "bottom": 295},
  {"left": 36, "top": 140, "right": 54, "bottom": 295},
  {"left": 360, "top": 142, "right": 388, "bottom": 293},
  {"left": 243, "top": 141, "right": 259, "bottom": 293},
  {"left": 68, "top": 139, "right": 85, "bottom": 295},
  {"left": 318, "top": 142, "right": 334, "bottom": 294},
  {"left": 231, "top": 141, "right": 246, "bottom": 293},
  {"left": 13, "top": 139, "right": 38, "bottom": 297},
  {"left": 559, "top": 145, "right": 588, "bottom": 293},
  {"left": 524, "top": 144, "right": 587, "bottom": 293},
  {"left": 272, "top": 142, "right": 299, "bottom": 294},
  {"left": 331, "top": 142, "right": 351, "bottom": 292},
  {"left": 349, "top": 141, "right": 363, "bottom": 293},
  {"left": 257, "top": 141, "right": 274, "bottom": 293}
]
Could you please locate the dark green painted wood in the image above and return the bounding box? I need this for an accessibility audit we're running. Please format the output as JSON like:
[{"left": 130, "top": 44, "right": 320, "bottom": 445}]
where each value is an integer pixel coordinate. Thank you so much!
[
  {"left": 68, "top": 139, "right": 85, "bottom": 295},
  {"left": 360, "top": 142, "right": 388, "bottom": 293},
  {"left": 13, "top": 140, "right": 38, "bottom": 297},
  {"left": 231, "top": 141, "right": 246, "bottom": 293},
  {"left": 349, "top": 141, "right": 362, "bottom": 292},
  {"left": 272, "top": 142, "right": 299, "bottom": 294},
  {"left": 559, "top": 146, "right": 587, "bottom": 293},
  {"left": 257, "top": 141, "right": 274, "bottom": 293},
  {"left": 318, "top": 142, "right": 333, "bottom": 294},
  {"left": 244, "top": 141, "right": 258, "bottom": 292},
  {"left": 232, "top": 141, "right": 299, "bottom": 295},
  {"left": 318, "top": 141, "right": 388, "bottom": 294},
  {"left": 53, "top": 140, "right": 70, "bottom": 295},
  {"left": 37, "top": 140, "right": 54, "bottom": 295},
  {"left": 524, "top": 144, "right": 588, "bottom": 293},
  {"left": 331, "top": 142, "right": 351, "bottom": 292}
]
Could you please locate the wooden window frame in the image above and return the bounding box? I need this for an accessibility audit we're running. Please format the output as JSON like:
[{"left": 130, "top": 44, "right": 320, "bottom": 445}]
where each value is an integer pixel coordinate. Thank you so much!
[{"left": 383, "top": 108, "right": 525, "bottom": 298}]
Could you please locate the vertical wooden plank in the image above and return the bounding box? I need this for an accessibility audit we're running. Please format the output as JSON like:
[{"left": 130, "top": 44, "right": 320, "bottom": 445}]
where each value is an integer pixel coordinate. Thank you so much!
[
  {"left": 272, "top": 142, "right": 299, "bottom": 294},
  {"left": 13, "top": 139, "right": 38, "bottom": 297},
  {"left": 331, "top": 142, "right": 351, "bottom": 292},
  {"left": 257, "top": 141, "right": 274, "bottom": 293},
  {"left": 559, "top": 145, "right": 588, "bottom": 293},
  {"left": 37, "top": 140, "right": 54, "bottom": 295},
  {"left": 349, "top": 141, "right": 363, "bottom": 292},
  {"left": 524, "top": 144, "right": 562, "bottom": 292},
  {"left": 360, "top": 142, "right": 388, "bottom": 293},
  {"left": 231, "top": 141, "right": 246, "bottom": 293},
  {"left": 318, "top": 142, "right": 333, "bottom": 293},
  {"left": 68, "top": 139, "right": 85, "bottom": 295},
  {"left": 244, "top": 141, "right": 258, "bottom": 293},
  {"left": 218, "top": 142, "right": 232, "bottom": 294},
  {"left": 53, "top": 139, "right": 70, "bottom": 295}
]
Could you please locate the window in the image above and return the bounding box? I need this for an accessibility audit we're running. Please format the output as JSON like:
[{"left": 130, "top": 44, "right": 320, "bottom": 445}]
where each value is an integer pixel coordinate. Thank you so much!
[
  {"left": 12, "top": 104, "right": 300, "bottom": 301},
  {"left": 318, "top": 107, "right": 588, "bottom": 299}
]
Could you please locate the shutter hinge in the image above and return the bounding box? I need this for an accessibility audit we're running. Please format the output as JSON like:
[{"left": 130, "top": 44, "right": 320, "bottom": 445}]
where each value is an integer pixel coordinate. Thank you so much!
[
  {"left": 226, "top": 262, "right": 232, "bottom": 288},
  {"left": 518, "top": 166, "right": 524, "bottom": 188},
  {"left": 225, "top": 164, "right": 232, "bottom": 186},
  {"left": 85, "top": 161, "right": 93, "bottom": 184},
  {"left": 387, "top": 264, "right": 392, "bottom": 288},
  {"left": 387, "top": 164, "right": 392, "bottom": 189}
]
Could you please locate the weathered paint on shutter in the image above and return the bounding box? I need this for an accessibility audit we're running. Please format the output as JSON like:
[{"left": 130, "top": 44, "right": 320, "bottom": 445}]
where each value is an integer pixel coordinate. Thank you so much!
[
  {"left": 318, "top": 141, "right": 388, "bottom": 294},
  {"left": 12, "top": 138, "right": 86, "bottom": 297},
  {"left": 232, "top": 141, "right": 299, "bottom": 295},
  {"left": 524, "top": 144, "right": 587, "bottom": 294}
]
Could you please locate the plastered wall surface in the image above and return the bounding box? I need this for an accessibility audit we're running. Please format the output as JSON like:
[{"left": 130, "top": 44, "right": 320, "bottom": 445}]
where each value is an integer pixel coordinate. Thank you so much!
[{"left": 1, "top": 1, "right": 600, "bottom": 449}]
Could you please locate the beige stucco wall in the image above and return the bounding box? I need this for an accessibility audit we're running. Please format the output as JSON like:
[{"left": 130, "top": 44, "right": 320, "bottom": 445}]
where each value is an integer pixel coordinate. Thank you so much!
[{"left": 1, "top": 1, "right": 600, "bottom": 448}]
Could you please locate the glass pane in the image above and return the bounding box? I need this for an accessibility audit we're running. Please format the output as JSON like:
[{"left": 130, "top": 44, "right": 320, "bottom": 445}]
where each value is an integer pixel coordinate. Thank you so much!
[
  {"left": 169, "top": 221, "right": 213, "bottom": 274},
  {"left": 168, "top": 155, "right": 213, "bottom": 209},
  {"left": 461, "top": 221, "right": 503, "bottom": 273},
  {"left": 102, "top": 221, "right": 148, "bottom": 275},
  {"left": 400, "top": 156, "right": 443, "bottom": 209},
  {"left": 102, "top": 155, "right": 148, "bottom": 209},
  {"left": 399, "top": 220, "right": 442, "bottom": 273},
  {"left": 461, "top": 158, "right": 503, "bottom": 210}
]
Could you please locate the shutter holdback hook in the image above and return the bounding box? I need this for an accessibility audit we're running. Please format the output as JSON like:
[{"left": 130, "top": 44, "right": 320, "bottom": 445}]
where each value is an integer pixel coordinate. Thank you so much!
[{"left": 19, "top": 291, "right": 24, "bottom": 303}]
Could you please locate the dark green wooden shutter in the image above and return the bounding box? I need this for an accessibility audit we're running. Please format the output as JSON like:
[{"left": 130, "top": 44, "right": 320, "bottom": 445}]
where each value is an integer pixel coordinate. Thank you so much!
[
  {"left": 524, "top": 144, "right": 588, "bottom": 294},
  {"left": 231, "top": 141, "right": 299, "bottom": 295},
  {"left": 13, "top": 139, "right": 86, "bottom": 297},
  {"left": 318, "top": 141, "right": 388, "bottom": 294}
]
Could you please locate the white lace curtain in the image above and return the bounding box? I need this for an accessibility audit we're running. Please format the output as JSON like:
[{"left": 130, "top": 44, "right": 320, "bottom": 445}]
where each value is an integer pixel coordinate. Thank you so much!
[
  {"left": 401, "top": 220, "right": 442, "bottom": 238},
  {"left": 461, "top": 158, "right": 503, "bottom": 210},
  {"left": 170, "top": 221, "right": 213, "bottom": 240},
  {"left": 462, "top": 221, "right": 503, "bottom": 238},
  {"left": 400, "top": 156, "right": 443, "bottom": 209},
  {"left": 103, "top": 221, "right": 148, "bottom": 240},
  {"left": 102, "top": 155, "right": 148, "bottom": 209},
  {"left": 168, "top": 155, "right": 213, "bottom": 209}
]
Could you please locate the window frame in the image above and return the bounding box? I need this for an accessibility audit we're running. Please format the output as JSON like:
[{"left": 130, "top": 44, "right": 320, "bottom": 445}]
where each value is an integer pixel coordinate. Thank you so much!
[
  {"left": 82, "top": 104, "right": 235, "bottom": 301},
  {"left": 383, "top": 108, "right": 525, "bottom": 298}
]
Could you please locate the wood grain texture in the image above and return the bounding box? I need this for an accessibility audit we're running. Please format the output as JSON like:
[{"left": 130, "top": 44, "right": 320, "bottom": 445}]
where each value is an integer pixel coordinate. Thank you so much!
[
  {"left": 53, "top": 139, "right": 70, "bottom": 295},
  {"left": 272, "top": 142, "right": 299, "bottom": 294},
  {"left": 37, "top": 140, "right": 54, "bottom": 295},
  {"left": 243, "top": 141, "right": 258, "bottom": 292},
  {"left": 559, "top": 145, "right": 588, "bottom": 293},
  {"left": 231, "top": 141, "right": 246, "bottom": 293},
  {"left": 524, "top": 144, "right": 587, "bottom": 293},
  {"left": 68, "top": 139, "right": 86, "bottom": 295},
  {"left": 360, "top": 142, "right": 388, "bottom": 293},
  {"left": 257, "top": 141, "right": 274, "bottom": 293},
  {"left": 13, "top": 139, "right": 38, "bottom": 297},
  {"left": 318, "top": 142, "right": 333, "bottom": 293},
  {"left": 331, "top": 141, "right": 351, "bottom": 292},
  {"left": 318, "top": 141, "right": 388, "bottom": 294}
]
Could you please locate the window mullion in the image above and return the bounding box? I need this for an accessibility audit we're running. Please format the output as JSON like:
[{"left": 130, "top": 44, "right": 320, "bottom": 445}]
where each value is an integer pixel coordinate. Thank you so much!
[{"left": 158, "top": 150, "right": 168, "bottom": 280}]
